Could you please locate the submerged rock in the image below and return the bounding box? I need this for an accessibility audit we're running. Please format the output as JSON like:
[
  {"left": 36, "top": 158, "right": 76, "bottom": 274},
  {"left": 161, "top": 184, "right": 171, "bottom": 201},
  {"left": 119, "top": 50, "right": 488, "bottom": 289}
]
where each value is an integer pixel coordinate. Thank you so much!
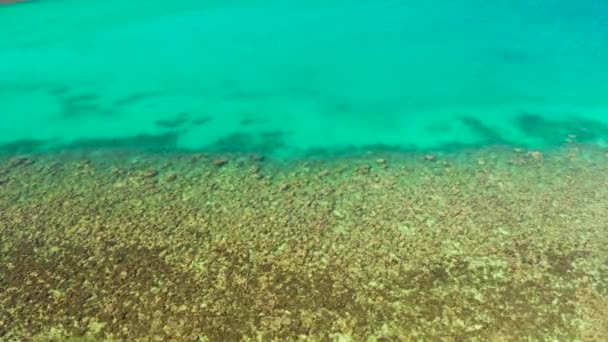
[
  {"left": 142, "top": 169, "right": 159, "bottom": 178},
  {"left": 251, "top": 154, "right": 265, "bottom": 162},
  {"left": 212, "top": 159, "right": 228, "bottom": 167},
  {"left": 356, "top": 165, "right": 371, "bottom": 175},
  {"left": 528, "top": 151, "right": 543, "bottom": 159},
  {"left": 8, "top": 156, "right": 31, "bottom": 168},
  {"left": 164, "top": 173, "right": 178, "bottom": 182}
]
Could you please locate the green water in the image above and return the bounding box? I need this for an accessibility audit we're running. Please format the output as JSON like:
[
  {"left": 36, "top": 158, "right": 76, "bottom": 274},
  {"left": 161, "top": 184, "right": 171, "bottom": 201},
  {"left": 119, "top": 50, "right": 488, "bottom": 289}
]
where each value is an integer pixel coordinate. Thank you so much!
[
  {"left": 1, "top": 0, "right": 608, "bottom": 155},
  {"left": 2, "top": 1, "right": 608, "bottom": 339}
]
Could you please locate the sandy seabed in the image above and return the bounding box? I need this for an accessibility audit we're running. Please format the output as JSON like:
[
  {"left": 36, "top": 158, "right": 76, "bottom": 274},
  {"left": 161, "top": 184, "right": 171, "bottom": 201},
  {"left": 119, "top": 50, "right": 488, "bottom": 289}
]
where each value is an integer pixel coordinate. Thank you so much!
[{"left": 1, "top": 144, "right": 608, "bottom": 341}]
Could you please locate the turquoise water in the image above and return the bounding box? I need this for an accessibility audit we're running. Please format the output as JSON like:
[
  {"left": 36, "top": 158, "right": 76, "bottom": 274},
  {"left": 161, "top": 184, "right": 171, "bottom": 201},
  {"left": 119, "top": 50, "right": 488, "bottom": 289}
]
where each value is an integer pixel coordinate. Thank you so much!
[
  {"left": 3, "top": 2, "right": 608, "bottom": 339},
  {"left": 1, "top": 0, "right": 608, "bottom": 156}
]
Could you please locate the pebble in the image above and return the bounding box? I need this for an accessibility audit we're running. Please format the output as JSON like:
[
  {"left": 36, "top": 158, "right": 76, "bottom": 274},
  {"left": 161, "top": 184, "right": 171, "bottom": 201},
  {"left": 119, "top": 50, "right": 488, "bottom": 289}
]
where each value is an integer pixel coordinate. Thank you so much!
[
  {"left": 565, "top": 134, "right": 577, "bottom": 144},
  {"left": 250, "top": 165, "right": 261, "bottom": 174},
  {"left": 356, "top": 165, "right": 371, "bottom": 175},
  {"left": 377, "top": 159, "right": 388, "bottom": 169},
  {"left": 8, "top": 156, "right": 30, "bottom": 168},
  {"left": 143, "top": 169, "right": 159, "bottom": 178},
  {"left": 191, "top": 154, "right": 205, "bottom": 163},
  {"left": 424, "top": 154, "right": 437, "bottom": 162},
  {"left": 164, "top": 173, "right": 178, "bottom": 182},
  {"left": 111, "top": 167, "right": 126, "bottom": 177},
  {"left": 251, "top": 154, "right": 265, "bottom": 162},
  {"left": 528, "top": 151, "right": 543, "bottom": 159},
  {"left": 213, "top": 159, "right": 228, "bottom": 167}
]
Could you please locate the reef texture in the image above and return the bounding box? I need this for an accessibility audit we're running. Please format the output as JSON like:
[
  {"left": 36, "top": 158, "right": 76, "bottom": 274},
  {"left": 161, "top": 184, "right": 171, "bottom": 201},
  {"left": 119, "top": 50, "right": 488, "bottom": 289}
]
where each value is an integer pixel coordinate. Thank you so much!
[{"left": 1, "top": 144, "right": 608, "bottom": 341}]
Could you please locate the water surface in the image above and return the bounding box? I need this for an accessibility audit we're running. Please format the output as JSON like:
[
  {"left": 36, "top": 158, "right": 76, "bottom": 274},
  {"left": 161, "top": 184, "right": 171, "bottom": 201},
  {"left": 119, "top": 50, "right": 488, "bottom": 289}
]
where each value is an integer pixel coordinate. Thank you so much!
[{"left": 1, "top": 0, "right": 607, "bottom": 155}]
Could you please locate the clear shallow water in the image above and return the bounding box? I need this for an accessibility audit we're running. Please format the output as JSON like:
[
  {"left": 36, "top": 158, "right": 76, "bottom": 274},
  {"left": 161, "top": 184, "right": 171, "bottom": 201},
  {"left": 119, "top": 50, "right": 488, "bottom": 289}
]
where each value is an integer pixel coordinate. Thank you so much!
[
  {"left": 1, "top": 0, "right": 608, "bottom": 156},
  {"left": 3, "top": 2, "right": 608, "bottom": 339}
]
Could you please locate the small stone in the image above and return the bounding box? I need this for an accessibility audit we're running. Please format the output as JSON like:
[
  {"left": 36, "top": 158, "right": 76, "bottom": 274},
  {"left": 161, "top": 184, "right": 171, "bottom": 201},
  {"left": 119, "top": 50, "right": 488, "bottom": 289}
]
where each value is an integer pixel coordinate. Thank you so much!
[
  {"left": 251, "top": 154, "right": 265, "bottom": 162},
  {"left": 424, "top": 154, "right": 437, "bottom": 162},
  {"left": 111, "top": 167, "right": 126, "bottom": 176},
  {"left": 213, "top": 159, "right": 228, "bottom": 167},
  {"left": 143, "top": 169, "right": 159, "bottom": 178},
  {"left": 191, "top": 154, "right": 206, "bottom": 163},
  {"left": 356, "top": 165, "right": 371, "bottom": 175},
  {"left": 8, "top": 156, "right": 30, "bottom": 167},
  {"left": 376, "top": 159, "right": 388, "bottom": 169},
  {"left": 528, "top": 151, "right": 543, "bottom": 159},
  {"left": 565, "top": 134, "right": 577, "bottom": 144}
]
